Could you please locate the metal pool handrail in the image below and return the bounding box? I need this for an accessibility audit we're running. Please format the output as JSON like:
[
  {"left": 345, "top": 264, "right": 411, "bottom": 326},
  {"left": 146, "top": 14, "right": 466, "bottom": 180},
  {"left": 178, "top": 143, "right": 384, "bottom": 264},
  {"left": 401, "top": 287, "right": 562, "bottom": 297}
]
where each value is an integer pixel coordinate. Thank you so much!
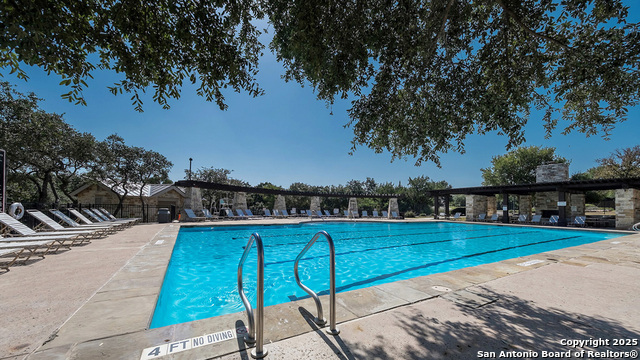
[
  {"left": 237, "top": 232, "right": 268, "bottom": 358},
  {"left": 294, "top": 230, "right": 340, "bottom": 335}
]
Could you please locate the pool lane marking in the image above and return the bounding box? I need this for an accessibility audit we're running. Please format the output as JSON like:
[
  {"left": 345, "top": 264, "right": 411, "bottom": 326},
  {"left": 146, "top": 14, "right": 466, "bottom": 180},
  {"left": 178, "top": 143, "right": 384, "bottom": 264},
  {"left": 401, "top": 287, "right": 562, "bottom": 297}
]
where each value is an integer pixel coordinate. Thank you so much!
[
  {"left": 140, "top": 327, "right": 242, "bottom": 360},
  {"left": 264, "top": 230, "right": 541, "bottom": 266},
  {"left": 249, "top": 227, "right": 520, "bottom": 249},
  {"left": 287, "top": 235, "right": 581, "bottom": 300}
]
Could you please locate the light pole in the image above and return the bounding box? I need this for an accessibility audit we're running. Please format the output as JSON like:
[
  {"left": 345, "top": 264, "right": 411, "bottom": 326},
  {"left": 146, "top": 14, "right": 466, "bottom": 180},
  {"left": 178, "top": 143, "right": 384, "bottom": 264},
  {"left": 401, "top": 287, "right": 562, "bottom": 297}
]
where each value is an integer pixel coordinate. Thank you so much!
[{"left": 189, "top": 158, "right": 193, "bottom": 180}]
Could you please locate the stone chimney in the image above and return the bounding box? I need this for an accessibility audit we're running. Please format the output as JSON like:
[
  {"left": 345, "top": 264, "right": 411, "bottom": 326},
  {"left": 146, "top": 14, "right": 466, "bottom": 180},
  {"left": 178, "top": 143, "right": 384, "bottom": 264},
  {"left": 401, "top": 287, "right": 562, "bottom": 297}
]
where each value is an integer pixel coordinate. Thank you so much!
[{"left": 535, "top": 163, "right": 569, "bottom": 183}]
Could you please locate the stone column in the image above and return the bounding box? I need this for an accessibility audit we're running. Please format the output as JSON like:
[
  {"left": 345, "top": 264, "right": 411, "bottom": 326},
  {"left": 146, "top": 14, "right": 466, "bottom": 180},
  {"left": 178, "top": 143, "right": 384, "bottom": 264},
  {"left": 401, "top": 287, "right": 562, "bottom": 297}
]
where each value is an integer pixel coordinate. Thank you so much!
[
  {"left": 347, "top": 197, "right": 358, "bottom": 218},
  {"left": 388, "top": 198, "right": 399, "bottom": 218},
  {"left": 274, "top": 195, "right": 287, "bottom": 211},
  {"left": 309, "top": 196, "right": 321, "bottom": 212},
  {"left": 181, "top": 187, "right": 204, "bottom": 220},
  {"left": 519, "top": 195, "right": 532, "bottom": 217},
  {"left": 465, "top": 195, "right": 487, "bottom": 220},
  {"left": 570, "top": 193, "right": 585, "bottom": 218},
  {"left": 486, "top": 196, "right": 497, "bottom": 216},
  {"left": 615, "top": 189, "right": 640, "bottom": 230},
  {"left": 232, "top": 192, "right": 248, "bottom": 210}
]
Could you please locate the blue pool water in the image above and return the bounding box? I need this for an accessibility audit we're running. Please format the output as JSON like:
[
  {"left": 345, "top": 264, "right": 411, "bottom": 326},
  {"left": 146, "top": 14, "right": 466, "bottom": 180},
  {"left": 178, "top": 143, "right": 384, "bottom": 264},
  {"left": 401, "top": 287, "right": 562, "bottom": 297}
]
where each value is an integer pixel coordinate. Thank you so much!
[{"left": 150, "top": 222, "right": 624, "bottom": 328}]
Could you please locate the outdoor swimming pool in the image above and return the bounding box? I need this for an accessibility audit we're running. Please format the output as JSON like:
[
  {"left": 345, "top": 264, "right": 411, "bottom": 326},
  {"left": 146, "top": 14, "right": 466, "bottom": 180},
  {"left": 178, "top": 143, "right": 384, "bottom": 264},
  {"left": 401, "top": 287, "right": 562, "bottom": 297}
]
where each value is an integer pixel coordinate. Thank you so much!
[{"left": 150, "top": 221, "right": 624, "bottom": 328}]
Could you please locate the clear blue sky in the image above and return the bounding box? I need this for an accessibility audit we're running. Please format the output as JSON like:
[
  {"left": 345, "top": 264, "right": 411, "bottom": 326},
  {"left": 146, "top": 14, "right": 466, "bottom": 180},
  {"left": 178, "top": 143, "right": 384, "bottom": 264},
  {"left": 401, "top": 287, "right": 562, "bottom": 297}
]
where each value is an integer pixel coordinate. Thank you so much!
[{"left": 4, "top": 11, "right": 639, "bottom": 189}]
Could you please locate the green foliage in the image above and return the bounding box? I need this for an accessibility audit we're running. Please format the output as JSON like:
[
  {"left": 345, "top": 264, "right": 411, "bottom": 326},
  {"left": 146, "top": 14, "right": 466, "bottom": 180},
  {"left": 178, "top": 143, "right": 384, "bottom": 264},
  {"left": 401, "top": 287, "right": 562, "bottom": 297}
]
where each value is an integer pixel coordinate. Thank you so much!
[
  {"left": 267, "top": 0, "right": 639, "bottom": 165},
  {"left": 1, "top": 0, "right": 265, "bottom": 111},
  {"left": 3, "top": 1, "right": 637, "bottom": 166},
  {"left": 404, "top": 210, "right": 416, "bottom": 218},
  {"left": 0, "top": 81, "right": 96, "bottom": 204},
  {"left": 594, "top": 146, "right": 640, "bottom": 178},
  {"left": 481, "top": 146, "right": 567, "bottom": 185},
  {"left": 189, "top": 167, "right": 247, "bottom": 212}
]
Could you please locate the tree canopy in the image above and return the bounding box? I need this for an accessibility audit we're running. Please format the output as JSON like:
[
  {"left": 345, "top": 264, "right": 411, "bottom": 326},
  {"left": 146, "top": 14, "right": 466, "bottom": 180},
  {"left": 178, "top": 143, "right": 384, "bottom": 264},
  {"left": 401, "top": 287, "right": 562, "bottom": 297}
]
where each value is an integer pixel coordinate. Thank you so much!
[
  {"left": 481, "top": 145, "right": 567, "bottom": 185},
  {"left": 593, "top": 145, "right": 640, "bottom": 178},
  {"left": 2, "top": 1, "right": 639, "bottom": 165}
]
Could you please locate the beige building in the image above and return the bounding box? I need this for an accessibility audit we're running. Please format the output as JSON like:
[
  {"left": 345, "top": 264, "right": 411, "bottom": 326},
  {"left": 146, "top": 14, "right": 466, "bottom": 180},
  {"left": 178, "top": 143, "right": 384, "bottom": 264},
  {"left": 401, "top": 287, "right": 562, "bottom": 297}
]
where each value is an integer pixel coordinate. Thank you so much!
[{"left": 71, "top": 182, "right": 186, "bottom": 221}]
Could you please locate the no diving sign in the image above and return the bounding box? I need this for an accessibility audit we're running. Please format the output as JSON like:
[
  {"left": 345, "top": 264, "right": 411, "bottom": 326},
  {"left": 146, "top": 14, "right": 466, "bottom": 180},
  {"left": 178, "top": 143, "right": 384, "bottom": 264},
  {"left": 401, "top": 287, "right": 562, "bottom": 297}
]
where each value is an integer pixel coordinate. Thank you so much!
[{"left": 140, "top": 327, "right": 244, "bottom": 360}]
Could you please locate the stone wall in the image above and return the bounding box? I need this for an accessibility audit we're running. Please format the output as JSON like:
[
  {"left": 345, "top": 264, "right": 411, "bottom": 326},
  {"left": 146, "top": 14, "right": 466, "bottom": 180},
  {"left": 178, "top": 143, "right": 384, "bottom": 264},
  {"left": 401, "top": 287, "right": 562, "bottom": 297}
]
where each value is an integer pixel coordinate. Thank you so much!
[
  {"left": 615, "top": 189, "right": 640, "bottom": 229},
  {"left": 465, "top": 195, "right": 487, "bottom": 220},
  {"left": 519, "top": 195, "right": 532, "bottom": 217},
  {"left": 535, "top": 163, "right": 569, "bottom": 183},
  {"left": 309, "top": 196, "right": 321, "bottom": 211},
  {"left": 232, "top": 192, "right": 248, "bottom": 210},
  {"left": 274, "top": 195, "right": 287, "bottom": 211},
  {"left": 347, "top": 197, "right": 358, "bottom": 218},
  {"left": 388, "top": 198, "right": 399, "bottom": 218},
  {"left": 486, "top": 196, "right": 497, "bottom": 216}
]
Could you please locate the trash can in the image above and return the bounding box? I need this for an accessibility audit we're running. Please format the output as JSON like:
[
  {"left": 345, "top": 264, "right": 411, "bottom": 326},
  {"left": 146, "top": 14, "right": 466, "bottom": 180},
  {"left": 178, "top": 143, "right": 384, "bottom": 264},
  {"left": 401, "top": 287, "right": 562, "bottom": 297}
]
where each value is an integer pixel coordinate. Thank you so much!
[{"left": 158, "top": 208, "right": 170, "bottom": 223}]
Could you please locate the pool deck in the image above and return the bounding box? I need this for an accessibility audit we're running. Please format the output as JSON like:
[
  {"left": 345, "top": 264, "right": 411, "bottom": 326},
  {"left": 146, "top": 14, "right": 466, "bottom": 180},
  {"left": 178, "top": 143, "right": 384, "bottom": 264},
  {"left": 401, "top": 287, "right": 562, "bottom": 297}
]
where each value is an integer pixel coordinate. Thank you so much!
[{"left": 1, "top": 218, "right": 639, "bottom": 359}]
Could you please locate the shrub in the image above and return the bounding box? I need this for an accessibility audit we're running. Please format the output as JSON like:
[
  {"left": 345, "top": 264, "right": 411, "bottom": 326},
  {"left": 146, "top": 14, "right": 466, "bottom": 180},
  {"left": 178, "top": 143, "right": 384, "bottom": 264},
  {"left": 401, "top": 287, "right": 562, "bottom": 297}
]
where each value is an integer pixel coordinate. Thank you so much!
[{"left": 404, "top": 210, "right": 416, "bottom": 218}]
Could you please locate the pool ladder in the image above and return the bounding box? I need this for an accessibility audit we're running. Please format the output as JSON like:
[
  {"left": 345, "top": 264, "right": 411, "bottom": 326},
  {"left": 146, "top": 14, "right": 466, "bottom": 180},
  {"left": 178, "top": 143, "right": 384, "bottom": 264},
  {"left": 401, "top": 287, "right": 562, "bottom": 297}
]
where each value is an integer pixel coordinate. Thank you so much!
[{"left": 237, "top": 231, "right": 339, "bottom": 359}]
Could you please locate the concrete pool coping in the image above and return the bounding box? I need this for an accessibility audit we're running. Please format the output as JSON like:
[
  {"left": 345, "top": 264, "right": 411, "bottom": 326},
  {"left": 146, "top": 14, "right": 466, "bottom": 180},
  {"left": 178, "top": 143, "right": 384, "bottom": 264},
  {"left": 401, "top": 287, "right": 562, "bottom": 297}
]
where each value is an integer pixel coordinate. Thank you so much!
[{"left": 13, "top": 219, "right": 640, "bottom": 359}]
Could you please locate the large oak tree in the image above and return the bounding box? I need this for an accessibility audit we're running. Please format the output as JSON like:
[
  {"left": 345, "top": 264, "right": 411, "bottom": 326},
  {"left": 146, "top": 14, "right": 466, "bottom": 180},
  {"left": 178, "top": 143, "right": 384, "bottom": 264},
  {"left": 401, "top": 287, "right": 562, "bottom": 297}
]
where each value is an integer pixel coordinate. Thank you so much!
[{"left": 2, "top": 0, "right": 638, "bottom": 165}]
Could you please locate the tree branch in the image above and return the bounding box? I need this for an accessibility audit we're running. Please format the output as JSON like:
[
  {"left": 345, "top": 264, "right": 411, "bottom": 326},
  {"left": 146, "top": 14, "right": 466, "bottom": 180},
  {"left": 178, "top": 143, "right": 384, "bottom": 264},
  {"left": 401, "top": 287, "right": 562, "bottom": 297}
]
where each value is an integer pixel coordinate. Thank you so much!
[{"left": 495, "top": 0, "right": 571, "bottom": 50}]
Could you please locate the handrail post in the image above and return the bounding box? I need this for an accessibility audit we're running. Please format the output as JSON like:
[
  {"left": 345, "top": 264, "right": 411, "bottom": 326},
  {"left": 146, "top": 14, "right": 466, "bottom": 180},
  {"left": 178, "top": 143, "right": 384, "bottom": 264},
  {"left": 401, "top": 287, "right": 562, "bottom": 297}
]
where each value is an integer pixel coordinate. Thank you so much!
[
  {"left": 294, "top": 231, "right": 340, "bottom": 335},
  {"left": 237, "top": 233, "right": 268, "bottom": 358}
]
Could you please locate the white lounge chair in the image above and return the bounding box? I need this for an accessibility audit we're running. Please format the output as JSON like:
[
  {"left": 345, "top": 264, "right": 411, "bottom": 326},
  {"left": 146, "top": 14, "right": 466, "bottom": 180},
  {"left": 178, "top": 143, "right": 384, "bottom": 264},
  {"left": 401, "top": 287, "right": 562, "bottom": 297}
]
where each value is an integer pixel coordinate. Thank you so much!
[
  {"left": 0, "top": 213, "right": 91, "bottom": 246},
  {"left": 49, "top": 209, "right": 118, "bottom": 233},
  {"left": 26, "top": 210, "right": 109, "bottom": 238},
  {"left": 68, "top": 209, "right": 126, "bottom": 230}
]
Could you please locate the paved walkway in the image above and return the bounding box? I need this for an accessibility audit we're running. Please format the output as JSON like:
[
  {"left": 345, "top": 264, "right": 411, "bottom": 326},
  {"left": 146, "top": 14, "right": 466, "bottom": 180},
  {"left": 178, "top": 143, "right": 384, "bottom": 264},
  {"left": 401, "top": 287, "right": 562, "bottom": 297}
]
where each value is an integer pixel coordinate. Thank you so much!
[
  {"left": 1, "top": 220, "right": 638, "bottom": 360},
  {"left": 0, "top": 223, "right": 167, "bottom": 360}
]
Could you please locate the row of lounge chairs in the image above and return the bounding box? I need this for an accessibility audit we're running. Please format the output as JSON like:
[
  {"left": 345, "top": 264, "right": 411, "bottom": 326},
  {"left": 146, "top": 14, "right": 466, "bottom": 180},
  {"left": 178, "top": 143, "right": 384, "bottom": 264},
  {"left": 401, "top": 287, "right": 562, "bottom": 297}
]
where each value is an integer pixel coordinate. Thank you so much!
[
  {"left": 0, "top": 208, "right": 139, "bottom": 272},
  {"left": 471, "top": 213, "right": 587, "bottom": 227},
  {"left": 182, "top": 208, "right": 404, "bottom": 221}
]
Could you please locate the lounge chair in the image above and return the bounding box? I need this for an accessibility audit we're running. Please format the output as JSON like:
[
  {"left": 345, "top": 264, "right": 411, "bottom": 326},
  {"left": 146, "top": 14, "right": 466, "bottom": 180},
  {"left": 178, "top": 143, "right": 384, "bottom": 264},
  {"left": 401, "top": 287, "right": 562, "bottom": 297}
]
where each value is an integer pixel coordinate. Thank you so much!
[
  {"left": 529, "top": 215, "right": 542, "bottom": 224},
  {"left": 184, "top": 209, "right": 206, "bottom": 222},
  {"left": 475, "top": 213, "right": 486, "bottom": 222},
  {"left": 487, "top": 214, "right": 499, "bottom": 222},
  {"left": 350, "top": 210, "right": 359, "bottom": 218},
  {"left": 517, "top": 214, "right": 528, "bottom": 224},
  {"left": 382, "top": 211, "right": 389, "bottom": 218},
  {"left": 316, "top": 210, "right": 324, "bottom": 218},
  {"left": 263, "top": 209, "right": 273, "bottom": 217},
  {"left": 226, "top": 209, "right": 237, "bottom": 219},
  {"left": 98, "top": 207, "right": 140, "bottom": 224},
  {"left": 306, "top": 210, "right": 313, "bottom": 217},
  {"left": 236, "top": 209, "right": 248, "bottom": 218},
  {"left": 0, "top": 237, "right": 63, "bottom": 270},
  {"left": 86, "top": 209, "right": 135, "bottom": 227},
  {"left": 372, "top": 210, "right": 380, "bottom": 218},
  {"left": 571, "top": 216, "right": 587, "bottom": 227},
  {"left": 361, "top": 210, "right": 369, "bottom": 217},
  {"left": 290, "top": 208, "right": 299, "bottom": 217},
  {"left": 68, "top": 209, "right": 126, "bottom": 230},
  {"left": 548, "top": 215, "right": 559, "bottom": 225},
  {"left": 281, "top": 209, "right": 290, "bottom": 217},
  {"left": 244, "top": 209, "right": 260, "bottom": 218},
  {"left": 0, "top": 213, "right": 92, "bottom": 245},
  {"left": 391, "top": 211, "right": 402, "bottom": 219},
  {"left": 49, "top": 209, "right": 118, "bottom": 233},
  {"left": 333, "top": 209, "right": 340, "bottom": 217},
  {"left": 26, "top": 210, "right": 109, "bottom": 238},
  {"left": 202, "top": 208, "right": 220, "bottom": 220},
  {"left": 452, "top": 212, "right": 462, "bottom": 220},
  {"left": 343, "top": 210, "right": 349, "bottom": 217},
  {"left": 323, "top": 210, "right": 335, "bottom": 217}
]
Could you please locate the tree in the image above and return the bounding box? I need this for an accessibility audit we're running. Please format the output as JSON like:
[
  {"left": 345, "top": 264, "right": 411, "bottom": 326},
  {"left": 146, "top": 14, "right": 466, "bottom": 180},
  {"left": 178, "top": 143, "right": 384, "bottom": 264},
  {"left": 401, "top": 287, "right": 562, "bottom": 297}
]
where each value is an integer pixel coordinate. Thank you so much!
[
  {"left": 481, "top": 146, "right": 567, "bottom": 186},
  {"left": 90, "top": 134, "right": 141, "bottom": 216},
  {"left": 133, "top": 150, "right": 173, "bottom": 222},
  {"left": 4, "top": 2, "right": 637, "bottom": 166},
  {"left": 404, "top": 176, "right": 449, "bottom": 215},
  {"left": 187, "top": 167, "right": 246, "bottom": 213},
  {"left": 1, "top": 0, "right": 264, "bottom": 111},
  {"left": 0, "top": 82, "right": 96, "bottom": 205},
  {"left": 268, "top": 0, "right": 639, "bottom": 165},
  {"left": 593, "top": 146, "right": 640, "bottom": 179}
]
